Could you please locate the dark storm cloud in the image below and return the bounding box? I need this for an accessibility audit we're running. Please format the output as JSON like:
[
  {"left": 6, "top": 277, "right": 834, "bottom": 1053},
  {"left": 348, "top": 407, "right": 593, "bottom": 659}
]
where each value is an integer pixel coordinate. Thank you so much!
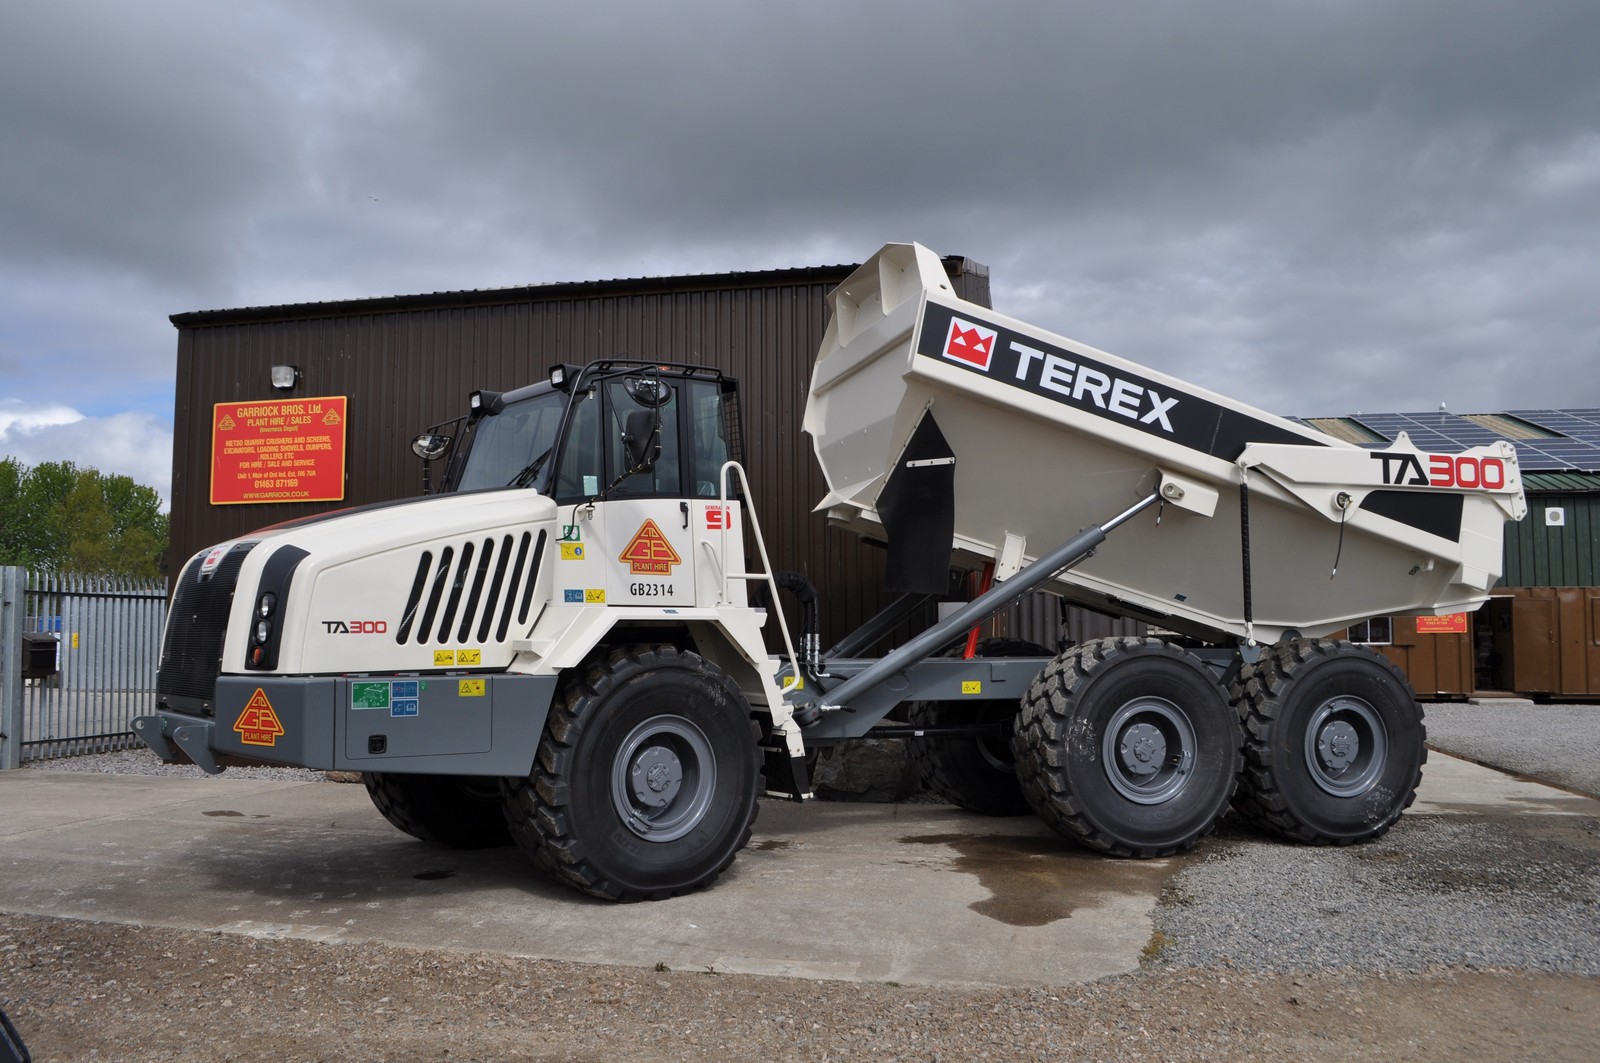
[{"left": 2, "top": 0, "right": 1598, "bottom": 506}]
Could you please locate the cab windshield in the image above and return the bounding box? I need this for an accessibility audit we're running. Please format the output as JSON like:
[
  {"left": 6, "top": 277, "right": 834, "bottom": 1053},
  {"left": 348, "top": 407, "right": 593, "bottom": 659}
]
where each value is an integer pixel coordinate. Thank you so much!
[{"left": 452, "top": 389, "right": 575, "bottom": 493}]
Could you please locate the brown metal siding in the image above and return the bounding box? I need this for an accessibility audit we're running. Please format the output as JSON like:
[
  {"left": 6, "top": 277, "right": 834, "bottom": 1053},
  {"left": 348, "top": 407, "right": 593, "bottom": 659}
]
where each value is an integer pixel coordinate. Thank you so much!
[
  {"left": 170, "top": 259, "right": 990, "bottom": 650},
  {"left": 1369, "top": 616, "right": 1475, "bottom": 697},
  {"left": 1485, "top": 587, "right": 1600, "bottom": 696}
]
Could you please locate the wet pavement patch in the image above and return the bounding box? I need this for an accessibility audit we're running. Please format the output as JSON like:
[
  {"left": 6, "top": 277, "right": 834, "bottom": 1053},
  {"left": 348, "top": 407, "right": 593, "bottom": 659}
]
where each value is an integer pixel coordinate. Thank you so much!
[
  {"left": 412, "top": 869, "right": 457, "bottom": 881},
  {"left": 900, "top": 832, "right": 1184, "bottom": 927},
  {"left": 750, "top": 839, "right": 793, "bottom": 852}
]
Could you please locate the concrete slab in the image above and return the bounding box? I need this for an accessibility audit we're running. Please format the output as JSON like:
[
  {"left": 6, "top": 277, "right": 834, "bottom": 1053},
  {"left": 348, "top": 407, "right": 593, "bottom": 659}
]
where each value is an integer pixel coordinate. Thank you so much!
[
  {"left": 0, "top": 772, "right": 1175, "bottom": 988},
  {"left": 2, "top": 752, "right": 1588, "bottom": 988},
  {"left": 1411, "top": 751, "right": 1600, "bottom": 815}
]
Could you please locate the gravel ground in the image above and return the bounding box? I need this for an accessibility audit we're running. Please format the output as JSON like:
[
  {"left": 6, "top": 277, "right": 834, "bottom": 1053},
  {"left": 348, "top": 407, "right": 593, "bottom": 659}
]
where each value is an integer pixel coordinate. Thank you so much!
[
  {"left": 1422, "top": 701, "right": 1600, "bottom": 797},
  {"left": 3, "top": 913, "right": 1596, "bottom": 1063},
  {"left": 8, "top": 708, "right": 1600, "bottom": 1060}
]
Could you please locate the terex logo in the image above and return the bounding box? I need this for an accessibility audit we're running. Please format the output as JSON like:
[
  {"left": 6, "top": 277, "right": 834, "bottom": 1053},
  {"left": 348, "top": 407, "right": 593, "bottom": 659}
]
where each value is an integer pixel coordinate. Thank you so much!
[
  {"left": 1011, "top": 342, "right": 1179, "bottom": 433},
  {"left": 943, "top": 317, "right": 997, "bottom": 370},
  {"left": 322, "top": 619, "right": 389, "bottom": 634}
]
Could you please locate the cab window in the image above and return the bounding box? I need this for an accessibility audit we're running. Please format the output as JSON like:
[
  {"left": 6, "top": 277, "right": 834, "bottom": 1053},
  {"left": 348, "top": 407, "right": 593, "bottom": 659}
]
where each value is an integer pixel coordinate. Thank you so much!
[{"left": 604, "top": 377, "right": 681, "bottom": 498}]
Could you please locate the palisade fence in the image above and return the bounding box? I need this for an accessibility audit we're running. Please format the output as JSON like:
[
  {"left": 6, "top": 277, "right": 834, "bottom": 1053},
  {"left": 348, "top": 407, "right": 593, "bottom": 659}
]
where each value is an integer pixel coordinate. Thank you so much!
[{"left": 1, "top": 567, "right": 168, "bottom": 768}]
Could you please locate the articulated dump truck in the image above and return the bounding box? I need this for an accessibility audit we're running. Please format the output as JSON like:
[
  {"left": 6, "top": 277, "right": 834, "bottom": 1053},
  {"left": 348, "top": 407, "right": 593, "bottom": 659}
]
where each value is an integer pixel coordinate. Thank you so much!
[{"left": 137, "top": 242, "right": 1526, "bottom": 901}]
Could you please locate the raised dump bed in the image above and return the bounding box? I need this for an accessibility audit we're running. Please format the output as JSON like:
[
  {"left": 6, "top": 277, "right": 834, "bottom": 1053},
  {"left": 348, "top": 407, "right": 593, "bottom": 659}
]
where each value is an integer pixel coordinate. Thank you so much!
[{"left": 804, "top": 242, "right": 1527, "bottom": 644}]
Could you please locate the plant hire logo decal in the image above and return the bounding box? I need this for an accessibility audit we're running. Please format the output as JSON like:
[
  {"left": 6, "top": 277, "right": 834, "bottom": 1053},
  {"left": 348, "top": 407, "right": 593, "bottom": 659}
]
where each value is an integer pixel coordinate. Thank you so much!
[
  {"left": 619, "top": 519, "right": 682, "bottom": 576},
  {"left": 233, "top": 688, "right": 285, "bottom": 747}
]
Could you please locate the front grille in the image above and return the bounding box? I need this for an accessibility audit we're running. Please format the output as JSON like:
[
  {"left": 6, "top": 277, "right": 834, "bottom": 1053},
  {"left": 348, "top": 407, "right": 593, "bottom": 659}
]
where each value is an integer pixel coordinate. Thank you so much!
[
  {"left": 395, "top": 529, "right": 546, "bottom": 646},
  {"left": 158, "top": 541, "right": 257, "bottom": 714}
]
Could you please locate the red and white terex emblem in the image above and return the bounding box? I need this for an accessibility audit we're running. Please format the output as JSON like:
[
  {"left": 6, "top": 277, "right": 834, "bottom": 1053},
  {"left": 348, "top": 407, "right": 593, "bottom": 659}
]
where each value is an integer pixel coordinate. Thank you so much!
[
  {"left": 619, "top": 519, "right": 682, "bottom": 576},
  {"left": 943, "top": 316, "right": 997, "bottom": 371},
  {"left": 197, "top": 545, "right": 229, "bottom": 580}
]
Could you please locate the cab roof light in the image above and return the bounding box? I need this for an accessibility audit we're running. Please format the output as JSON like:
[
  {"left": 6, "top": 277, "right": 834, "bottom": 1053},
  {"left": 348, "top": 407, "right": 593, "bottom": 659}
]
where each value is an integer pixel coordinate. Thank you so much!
[{"left": 468, "top": 390, "right": 503, "bottom": 419}]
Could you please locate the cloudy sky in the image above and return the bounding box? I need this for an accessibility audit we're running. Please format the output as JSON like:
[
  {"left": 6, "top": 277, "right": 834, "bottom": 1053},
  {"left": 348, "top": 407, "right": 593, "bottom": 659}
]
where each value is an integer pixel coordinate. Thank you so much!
[{"left": 3, "top": 1, "right": 1598, "bottom": 507}]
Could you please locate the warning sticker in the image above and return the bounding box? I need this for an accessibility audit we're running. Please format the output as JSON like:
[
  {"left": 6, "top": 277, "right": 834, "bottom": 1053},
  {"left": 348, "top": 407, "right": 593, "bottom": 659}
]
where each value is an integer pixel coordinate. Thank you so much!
[
  {"left": 1416, "top": 613, "right": 1468, "bottom": 634},
  {"left": 560, "top": 542, "right": 586, "bottom": 561},
  {"left": 618, "top": 519, "right": 682, "bottom": 576},
  {"left": 433, "top": 650, "right": 455, "bottom": 667},
  {"left": 585, "top": 588, "right": 606, "bottom": 603},
  {"left": 457, "top": 648, "right": 482, "bottom": 665},
  {"left": 459, "top": 679, "right": 486, "bottom": 697},
  {"left": 234, "top": 689, "right": 285, "bottom": 747}
]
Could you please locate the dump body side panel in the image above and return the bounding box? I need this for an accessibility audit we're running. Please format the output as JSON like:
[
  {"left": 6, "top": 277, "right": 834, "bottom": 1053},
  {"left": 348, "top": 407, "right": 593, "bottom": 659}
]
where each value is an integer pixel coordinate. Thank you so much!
[{"left": 805, "top": 243, "right": 1525, "bottom": 644}]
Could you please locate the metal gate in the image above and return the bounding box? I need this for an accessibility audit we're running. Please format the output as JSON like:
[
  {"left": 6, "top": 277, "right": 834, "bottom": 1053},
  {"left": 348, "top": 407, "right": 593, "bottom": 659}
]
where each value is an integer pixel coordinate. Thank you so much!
[{"left": 1, "top": 567, "right": 167, "bottom": 767}]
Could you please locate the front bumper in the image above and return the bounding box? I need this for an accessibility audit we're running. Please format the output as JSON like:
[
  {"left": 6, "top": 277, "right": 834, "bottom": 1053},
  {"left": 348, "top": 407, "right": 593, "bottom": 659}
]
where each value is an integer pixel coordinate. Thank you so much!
[{"left": 134, "top": 673, "right": 558, "bottom": 777}]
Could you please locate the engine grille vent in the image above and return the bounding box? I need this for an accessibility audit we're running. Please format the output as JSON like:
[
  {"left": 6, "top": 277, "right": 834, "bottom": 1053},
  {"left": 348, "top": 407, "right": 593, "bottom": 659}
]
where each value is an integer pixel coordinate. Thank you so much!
[
  {"left": 158, "top": 541, "right": 258, "bottom": 713},
  {"left": 395, "top": 529, "right": 547, "bottom": 646}
]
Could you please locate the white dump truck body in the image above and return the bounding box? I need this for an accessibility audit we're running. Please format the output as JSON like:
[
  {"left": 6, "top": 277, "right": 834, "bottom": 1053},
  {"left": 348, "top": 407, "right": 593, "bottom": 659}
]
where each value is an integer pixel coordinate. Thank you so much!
[{"left": 804, "top": 243, "right": 1526, "bottom": 644}]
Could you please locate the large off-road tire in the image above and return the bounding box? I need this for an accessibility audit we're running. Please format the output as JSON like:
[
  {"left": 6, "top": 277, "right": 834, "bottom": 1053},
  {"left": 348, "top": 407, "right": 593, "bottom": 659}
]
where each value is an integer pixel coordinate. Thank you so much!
[
  {"left": 1231, "top": 638, "right": 1425, "bottom": 845},
  {"left": 363, "top": 772, "right": 512, "bottom": 850},
  {"left": 907, "top": 638, "right": 1051, "bottom": 816},
  {"left": 503, "top": 645, "right": 761, "bottom": 902},
  {"left": 1012, "top": 637, "right": 1241, "bottom": 857}
]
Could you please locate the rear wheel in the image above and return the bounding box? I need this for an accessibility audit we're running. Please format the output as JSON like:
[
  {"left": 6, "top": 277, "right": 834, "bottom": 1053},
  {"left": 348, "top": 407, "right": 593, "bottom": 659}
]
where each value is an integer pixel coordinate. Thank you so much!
[
  {"left": 907, "top": 638, "right": 1050, "bottom": 816},
  {"left": 364, "top": 772, "right": 511, "bottom": 849},
  {"left": 1232, "top": 639, "right": 1425, "bottom": 844},
  {"left": 1012, "top": 637, "right": 1241, "bottom": 857},
  {"left": 503, "top": 645, "right": 760, "bottom": 901}
]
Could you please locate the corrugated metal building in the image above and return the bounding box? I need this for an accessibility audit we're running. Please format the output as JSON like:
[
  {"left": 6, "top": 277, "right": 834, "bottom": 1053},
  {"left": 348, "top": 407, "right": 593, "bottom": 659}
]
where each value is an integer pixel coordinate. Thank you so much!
[
  {"left": 170, "top": 255, "right": 1145, "bottom": 656},
  {"left": 1503, "top": 471, "right": 1600, "bottom": 587}
]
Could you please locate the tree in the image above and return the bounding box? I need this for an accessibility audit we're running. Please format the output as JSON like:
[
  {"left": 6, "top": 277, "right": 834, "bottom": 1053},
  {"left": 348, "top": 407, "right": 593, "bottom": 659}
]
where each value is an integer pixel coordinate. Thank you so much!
[{"left": 0, "top": 458, "right": 168, "bottom": 578}]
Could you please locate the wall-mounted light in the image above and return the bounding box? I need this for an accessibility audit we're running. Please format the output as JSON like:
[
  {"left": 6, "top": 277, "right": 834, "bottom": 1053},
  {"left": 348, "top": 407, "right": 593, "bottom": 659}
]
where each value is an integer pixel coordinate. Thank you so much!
[{"left": 270, "top": 365, "right": 301, "bottom": 389}]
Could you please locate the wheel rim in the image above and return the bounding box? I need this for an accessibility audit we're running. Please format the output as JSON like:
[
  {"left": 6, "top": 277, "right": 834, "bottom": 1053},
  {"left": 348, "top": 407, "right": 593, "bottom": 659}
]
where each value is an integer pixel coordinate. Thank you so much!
[
  {"left": 1303, "top": 695, "right": 1388, "bottom": 798},
  {"left": 1101, "top": 696, "right": 1196, "bottom": 805},
  {"left": 610, "top": 714, "right": 717, "bottom": 843}
]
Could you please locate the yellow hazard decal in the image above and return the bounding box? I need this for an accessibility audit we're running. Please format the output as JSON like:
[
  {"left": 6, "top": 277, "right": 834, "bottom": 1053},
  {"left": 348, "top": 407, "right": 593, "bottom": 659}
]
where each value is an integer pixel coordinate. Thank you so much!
[
  {"left": 234, "top": 689, "right": 285, "bottom": 747},
  {"left": 585, "top": 588, "right": 606, "bottom": 603},
  {"left": 456, "top": 648, "right": 482, "bottom": 665},
  {"left": 433, "top": 649, "right": 455, "bottom": 667},
  {"left": 560, "top": 542, "right": 585, "bottom": 561},
  {"left": 618, "top": 519, "right": 682, "bottom": 576},
  {"left": 459, "top": 679, "right": 486, "bottom": 697},
  {"left": 961, "top": 680, "right": 982, "bottom": 695}
]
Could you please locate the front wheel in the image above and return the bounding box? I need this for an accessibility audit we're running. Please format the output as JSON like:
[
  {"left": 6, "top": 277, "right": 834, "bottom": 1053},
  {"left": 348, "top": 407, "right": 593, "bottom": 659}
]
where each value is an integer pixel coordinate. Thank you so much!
[
  {"left": 1231, "top": 639, "right": 1425, "bottom": 844},
  {"left": 1012, "top": 637, "right": 1241, "bottom": 857},
  {"left": 364, "top": 773, "right": 511, "bottom": 849},
  {"left": 503, "top": 645, "right": 760, "bottom": 901}
]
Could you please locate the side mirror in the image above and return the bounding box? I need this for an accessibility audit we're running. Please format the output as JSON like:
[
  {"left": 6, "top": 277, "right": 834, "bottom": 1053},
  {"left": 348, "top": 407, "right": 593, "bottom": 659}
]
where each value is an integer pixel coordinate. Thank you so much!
[
  {"left": 622, "top": 409, "right": 660, "bottom": 471},
  {"left": 411, "top": 433, "right": 452, "bottom": 461}
]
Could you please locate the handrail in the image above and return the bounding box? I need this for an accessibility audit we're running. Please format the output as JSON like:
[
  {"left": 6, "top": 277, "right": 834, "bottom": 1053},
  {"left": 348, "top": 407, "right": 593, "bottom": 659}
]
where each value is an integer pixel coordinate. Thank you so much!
[{"left": 716, "top": 461, "right": 802, "bottom": 694}]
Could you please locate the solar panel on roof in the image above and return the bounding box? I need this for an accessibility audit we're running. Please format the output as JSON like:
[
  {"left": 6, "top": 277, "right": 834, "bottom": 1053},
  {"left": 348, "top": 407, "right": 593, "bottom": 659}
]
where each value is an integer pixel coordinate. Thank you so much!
[{"left": 1315, "top": 409, "right": 1600, "bottom": 472}]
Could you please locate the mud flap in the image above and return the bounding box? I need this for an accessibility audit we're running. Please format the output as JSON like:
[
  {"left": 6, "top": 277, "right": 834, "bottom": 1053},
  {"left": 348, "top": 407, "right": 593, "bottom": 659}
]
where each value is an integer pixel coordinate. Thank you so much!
[
  {"left": 876, "top": 411, "right": 956, "bottom": 594},
  {"left": 762, "top": 742, "right": 813, "bottom": 801}
]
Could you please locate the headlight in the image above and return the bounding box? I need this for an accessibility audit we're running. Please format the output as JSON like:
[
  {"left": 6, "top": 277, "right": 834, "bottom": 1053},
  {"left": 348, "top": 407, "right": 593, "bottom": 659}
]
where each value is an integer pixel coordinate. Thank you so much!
[
  {"left": 255, "top": 619, "right": 272, "bottom": 644},
  {"left": 257, "top": 593, "right": 277, "bottom": 618}
]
